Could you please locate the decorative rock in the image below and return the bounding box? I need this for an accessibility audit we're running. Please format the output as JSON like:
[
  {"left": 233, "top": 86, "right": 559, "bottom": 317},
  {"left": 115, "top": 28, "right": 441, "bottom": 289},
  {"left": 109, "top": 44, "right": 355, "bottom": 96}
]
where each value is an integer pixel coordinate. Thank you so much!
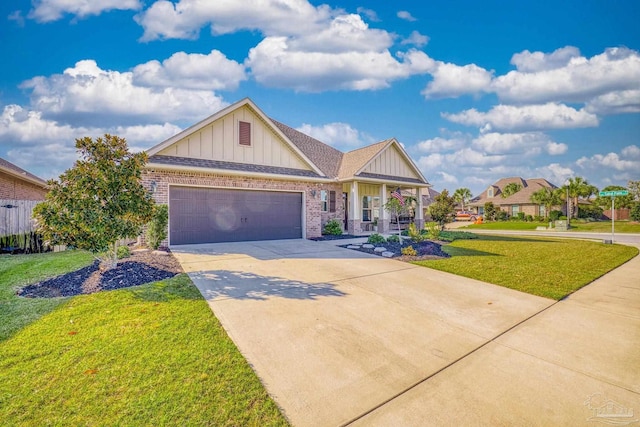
[
  {"left": 374, "top": 247, "right": 387, "bottom": 253},
  {"left": 381, "top": 251, "right": 394, "bottom": 258},
  {"left": 132, "top": 248, "right": 150, "bottom": 253},
  {"left": 152, "top": 250, "right": 170, "bottom": 256},
  {"left": 347, "top": 245, "right": 361, "bottom": 249},
  {"left": 362, "top": 244, "right": 374, "bottom": 249}
]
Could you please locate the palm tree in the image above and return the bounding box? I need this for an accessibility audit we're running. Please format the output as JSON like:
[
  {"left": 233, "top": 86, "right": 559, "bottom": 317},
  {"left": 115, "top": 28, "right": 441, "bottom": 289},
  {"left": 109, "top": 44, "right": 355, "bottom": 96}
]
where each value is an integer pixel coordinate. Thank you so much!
[
  {"left": 564, "top": 177, "right": 597, "bottom": 218},
  {"left": 501, "top": 182, "right": 523, "bottom": 198},
  {"left": 530, "top": 187, "right": 563, "bottom": 219},
  {"left": 453, "top": 187, "right": 472, "bottom": 211}
]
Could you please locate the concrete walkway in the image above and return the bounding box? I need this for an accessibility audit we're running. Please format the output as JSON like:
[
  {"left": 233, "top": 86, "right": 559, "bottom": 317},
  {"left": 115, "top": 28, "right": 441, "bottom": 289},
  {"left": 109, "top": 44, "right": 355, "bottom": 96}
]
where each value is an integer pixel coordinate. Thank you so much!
[{"left": 172, "top": 239, "right": 640, "bottom": 426}]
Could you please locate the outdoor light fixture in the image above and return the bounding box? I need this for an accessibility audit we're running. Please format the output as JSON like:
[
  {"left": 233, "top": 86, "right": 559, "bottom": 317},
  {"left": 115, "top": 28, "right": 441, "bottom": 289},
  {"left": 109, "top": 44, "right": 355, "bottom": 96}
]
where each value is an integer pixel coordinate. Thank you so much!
[
  {"left": 310, "top": 190, "right": 316, "bottom": 198},
  {"left": 150, "top": 181, "right": 157, "bottom": 194}
]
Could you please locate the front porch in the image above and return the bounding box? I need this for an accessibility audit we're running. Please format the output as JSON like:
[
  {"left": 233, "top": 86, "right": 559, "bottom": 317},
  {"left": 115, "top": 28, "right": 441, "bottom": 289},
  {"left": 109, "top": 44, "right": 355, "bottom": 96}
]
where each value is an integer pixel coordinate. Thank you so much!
[{"left": 342, "top": 180, "right": 429, "bottom": 235}]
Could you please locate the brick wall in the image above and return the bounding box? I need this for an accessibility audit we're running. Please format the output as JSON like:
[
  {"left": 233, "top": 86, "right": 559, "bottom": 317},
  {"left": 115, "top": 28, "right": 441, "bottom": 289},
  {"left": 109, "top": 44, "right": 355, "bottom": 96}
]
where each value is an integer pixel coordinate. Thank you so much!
[
  {"left": 318, "top": 186, "right": 346, "bottom": 233},
  {"left": 143, "top": 168, "right": 329, "bottom": 245},
  {"left": 0, "top": 172, "right": 47, "bottom": 200}
]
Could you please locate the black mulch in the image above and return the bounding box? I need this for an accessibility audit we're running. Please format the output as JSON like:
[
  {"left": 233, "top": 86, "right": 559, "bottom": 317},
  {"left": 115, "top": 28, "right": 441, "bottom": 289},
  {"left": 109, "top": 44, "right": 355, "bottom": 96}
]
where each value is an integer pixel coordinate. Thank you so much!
[
  {"left": 308, "top": 234, "right": 361, "bottom": 241},
  {"left": 340, "top": 240, "right": 450, "bottom": 260},
  {"left": 18, "top": 250, "right": 184, "bottom": 298}
]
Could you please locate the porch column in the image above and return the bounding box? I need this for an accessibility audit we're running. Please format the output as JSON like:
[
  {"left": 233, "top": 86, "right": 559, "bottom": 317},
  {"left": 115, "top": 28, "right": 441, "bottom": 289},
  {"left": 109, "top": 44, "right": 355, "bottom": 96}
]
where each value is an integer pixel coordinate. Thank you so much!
[
  {"left": 379, "top": 183, "right": 389, "bottom": 233},
  {"left": 416, "top": 187, "right": 425, "bottom": 230},
  {"left": 348, "top": 181, "right": 360, "bottom": 234}
]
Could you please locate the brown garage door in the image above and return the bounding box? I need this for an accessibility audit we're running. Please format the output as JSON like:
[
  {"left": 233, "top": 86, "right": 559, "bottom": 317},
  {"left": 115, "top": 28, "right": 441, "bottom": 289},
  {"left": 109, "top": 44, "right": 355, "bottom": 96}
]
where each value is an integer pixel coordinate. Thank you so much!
[{"left": 169, "top": 187, "right": 303, "bottom": 245}]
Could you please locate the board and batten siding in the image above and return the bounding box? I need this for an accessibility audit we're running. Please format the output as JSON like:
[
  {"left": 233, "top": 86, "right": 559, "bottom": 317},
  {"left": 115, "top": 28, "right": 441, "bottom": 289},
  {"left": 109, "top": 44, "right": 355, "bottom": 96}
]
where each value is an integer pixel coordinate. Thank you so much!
[
  {"left": 158, "top": 105, "right": 312, "bottom": 171},
  {"left": 362, "top": 145, "right": 420, "bottom": 179}
]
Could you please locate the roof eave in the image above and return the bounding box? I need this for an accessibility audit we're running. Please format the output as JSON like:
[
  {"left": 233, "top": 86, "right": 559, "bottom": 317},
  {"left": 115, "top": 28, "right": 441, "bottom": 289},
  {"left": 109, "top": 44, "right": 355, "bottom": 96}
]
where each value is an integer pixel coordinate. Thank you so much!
[{"left": 0, "top": 166, "right": 48, "bottom": 189}]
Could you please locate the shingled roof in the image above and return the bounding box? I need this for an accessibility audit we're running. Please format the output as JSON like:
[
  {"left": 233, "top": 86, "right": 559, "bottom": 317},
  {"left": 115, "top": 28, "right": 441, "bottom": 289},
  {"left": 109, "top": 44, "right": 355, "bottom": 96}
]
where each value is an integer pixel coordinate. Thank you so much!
[
  {"left": 270, "top": 119, "right": 343, "bottom": 178},
  {"left": 470, "top": 177, "right": 557, "bottom": 206},
  {"left": 0, "top": 156, "right": 48, "bottom": 188},
  {"left": 337, "top": 140, "right": 390, "bottom": 180}
]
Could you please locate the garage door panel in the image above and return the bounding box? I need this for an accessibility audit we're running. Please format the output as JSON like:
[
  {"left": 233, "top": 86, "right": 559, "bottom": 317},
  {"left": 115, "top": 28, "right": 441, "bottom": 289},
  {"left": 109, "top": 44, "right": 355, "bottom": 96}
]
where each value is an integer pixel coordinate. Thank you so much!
[{"left": 169, "top": 187, "right": 302, "bottom": 245}]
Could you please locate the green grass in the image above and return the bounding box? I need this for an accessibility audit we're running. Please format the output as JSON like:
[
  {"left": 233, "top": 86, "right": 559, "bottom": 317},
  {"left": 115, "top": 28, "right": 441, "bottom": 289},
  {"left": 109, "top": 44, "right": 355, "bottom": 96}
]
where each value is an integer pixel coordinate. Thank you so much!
[
  {"left": 465, "top": 220, "right": 640, "bottom": 233},
  {"left": 0, "top": 251, "right": 288, "bottom": 426},
  {"left": 414, "top": 235, "right": 638, "bottom": 300}
]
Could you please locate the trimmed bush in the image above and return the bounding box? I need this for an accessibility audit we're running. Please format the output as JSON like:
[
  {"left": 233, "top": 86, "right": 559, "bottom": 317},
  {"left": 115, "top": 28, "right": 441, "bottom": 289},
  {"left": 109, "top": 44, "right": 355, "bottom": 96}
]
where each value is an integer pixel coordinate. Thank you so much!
[
  {"left": 425, "top": 221, "right": 441, "bottom": 240},
  {"left": 322, "top": 219, "right": 343, "bottom": 236},
  {"left": 408, "top": 223, "right": 425, "bottom": 242},
  {"left": 367, "top": 233, "right": 386, "bottom": 244},
  {"left": 117, "top": 245, "right": 131, "bottom": 259},
  {"left": 631, "top": 203, "right": 640, "bottom": 222},
  {"left": 386, "top": 234, "right": 400, "bottom": 243},
  {"left": 401, "top": 245, "right": 418, "bottom": 256},
  {"left": 549, "top": 210, "right": 563, "bottom": 221},
  {"left": 495, "top": 211, "right": 509, "bottom": 221},
  {"left": 146, "top": 204, "right": 169, "bottom": 250}
]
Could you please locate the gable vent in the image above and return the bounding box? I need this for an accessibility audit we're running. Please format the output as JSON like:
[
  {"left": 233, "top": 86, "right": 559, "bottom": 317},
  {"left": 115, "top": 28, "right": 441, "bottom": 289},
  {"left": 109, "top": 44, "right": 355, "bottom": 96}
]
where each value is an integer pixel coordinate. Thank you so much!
[{"left": 239, "top": 121, "right": 251, "bottom": 146}]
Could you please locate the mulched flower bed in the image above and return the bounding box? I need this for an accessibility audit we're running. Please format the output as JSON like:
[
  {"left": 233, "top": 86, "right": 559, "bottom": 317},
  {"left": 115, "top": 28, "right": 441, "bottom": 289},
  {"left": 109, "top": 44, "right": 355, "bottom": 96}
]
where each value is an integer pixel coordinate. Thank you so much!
[
  {"left": 308, "top": 234, "right": 361, "bottom": 241},
  {"left": 18, "top": 249, "right": 184, "bottom": 298},
  {"left": 340, "top": 240, "right": 450, "bottom": 261}
]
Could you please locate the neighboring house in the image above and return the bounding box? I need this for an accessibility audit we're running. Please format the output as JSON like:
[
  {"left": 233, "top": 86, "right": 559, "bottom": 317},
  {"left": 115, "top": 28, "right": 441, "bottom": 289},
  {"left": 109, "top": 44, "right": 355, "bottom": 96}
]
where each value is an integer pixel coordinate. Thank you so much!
[
  {"left": 468, "top": 177, "right": 561, "bottom": 218},
  {"left": 0, "top": 157, "right": 48, "bottom": 200},
  {"left": 144, "top": 98, "right": 430, "bottom": 245},
  {"left": 421, "top": 187, "right": 441, "bottom": 220}
]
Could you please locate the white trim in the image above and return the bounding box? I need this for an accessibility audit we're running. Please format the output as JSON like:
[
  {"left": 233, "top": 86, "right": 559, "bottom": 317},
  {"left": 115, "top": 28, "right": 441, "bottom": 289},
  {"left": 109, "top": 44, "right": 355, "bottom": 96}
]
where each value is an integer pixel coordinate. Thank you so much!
[
  {"left": 167, "top": 183, "right": 305, "bottom": 246},
  {"left": 146, "top": 98, "right": 325, "bottom": 177},
  {"left": 354, "top": 138, "right": 429, "bottom": 185},
  {"left": 338, "top": 175, "right": 430, "bottom": 188},
  {"left": 147, "top": 162, "right": 333, "bottom": 183}
]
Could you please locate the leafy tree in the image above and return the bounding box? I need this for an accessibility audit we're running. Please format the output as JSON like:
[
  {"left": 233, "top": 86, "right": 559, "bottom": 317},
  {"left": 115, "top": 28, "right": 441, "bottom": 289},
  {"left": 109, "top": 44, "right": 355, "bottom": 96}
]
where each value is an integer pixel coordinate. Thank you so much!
[
  {"left": 483, "top": 201, "right": 496, "bottom": 221},
  {"left": 501, "top": 182, "right": 523, "bottom": 198},
  {"left": 146, "top": 204, "right": 169, "bottom": 249},
  {"left": 428, "top": 189, "right": 456, "bottom": 229},
  {"left": 630, "top": 203, "right": 640, "bottom": 222},
  {"left": 628, "top": 180, "right": 640, "bottom": 201},
  {"left": 34, "top": 134, "right": 154, "bottom": 268},
  {"left": 563, "top": 176, "right": 597, "bottom": 219},
  {"left": 453, "top": 187, "right": 472, "bottom": 211},
  {"left": 530, "top": 187, "right": 563, "bottom": 219},
  {"left": 594, "top": 185, "right": 635, "bottom": 209}
]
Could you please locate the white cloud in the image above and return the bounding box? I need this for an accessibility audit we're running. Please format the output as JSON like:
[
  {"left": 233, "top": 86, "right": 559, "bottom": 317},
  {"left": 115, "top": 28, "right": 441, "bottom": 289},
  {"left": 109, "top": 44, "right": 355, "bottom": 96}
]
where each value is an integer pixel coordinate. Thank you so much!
[
  {"left": 584, "top": 90, "right": 640, "bottom": 115},
  {"left": 0, "top": 104, "right": 182, "bottom": 179},
  {"left": 510, "top": 46, "right": 581, "bottom": 72},
  {"left": 421, "top": 62, "right": 493, "bottom": 98},
  {"left": 21, "top": 60, "right": 227, "bottom": 126},
  {"left": 296, "top": 122, "right": 373, "bottom": 148},
  {"left": 135, "top": 0, "right": 333, "bottom": 41},
  {"left": 356, "top": 7, "right": 379, "bottom": 22},
  {"left": 443, "top": 103, "right": 599, "bottom": 131},
  {"left": 246, "top": 39, "right": 433, "bottom": 91},
  {"left": 437, "top": 171, "right": 458, "bottom": 184},
  {"left": 29, "top": 0, "right": 141, "bottom": 22},
  {"left": 416, "top": 134, "right": 468, "bottom": 153},
  {"left": 397, "top": 10, "right": 416, "bottom": 22},
  {"left": 535, "top": 163, "right": 575, "bottom": 186},
  {"left": 132, "top": 50, "right": 246, "bottom": 91},
  {"left": 8, "top": 10, "right": 25, "bottom": 26},
  {"left": 493, "top": 47, "right": 640, "bottom": 104},
  {"left": 472, "top": 132, "right": 566, "bottom": 156},
  {"left": 401, "top": 31, "right": 429, "bottom": 47},
  {"left": 577, "top": 146, "right": 640, "bottom": 172}
]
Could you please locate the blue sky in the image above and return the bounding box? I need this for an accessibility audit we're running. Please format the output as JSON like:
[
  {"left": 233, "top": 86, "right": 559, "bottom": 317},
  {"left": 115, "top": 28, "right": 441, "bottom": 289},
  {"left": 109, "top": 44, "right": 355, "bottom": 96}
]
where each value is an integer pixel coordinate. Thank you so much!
[{"left": 1, "top": 0, "right": 639, "bottom": 196}]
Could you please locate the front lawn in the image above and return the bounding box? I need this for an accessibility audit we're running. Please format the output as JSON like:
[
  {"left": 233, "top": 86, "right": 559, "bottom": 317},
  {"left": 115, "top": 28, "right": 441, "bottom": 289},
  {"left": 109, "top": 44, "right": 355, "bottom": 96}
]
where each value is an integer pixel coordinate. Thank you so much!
[
  {"left": 414, "top": 235, "right": 638, "bottom": 300},
  {"left": 0, "top": 251, "right": 287, "bottom": 426},
  {"left": 464, "top": 221, "right": 541, "bottom": 230},
  {"left": 465, "top": 220, "right": 640, "bottom": 233}
]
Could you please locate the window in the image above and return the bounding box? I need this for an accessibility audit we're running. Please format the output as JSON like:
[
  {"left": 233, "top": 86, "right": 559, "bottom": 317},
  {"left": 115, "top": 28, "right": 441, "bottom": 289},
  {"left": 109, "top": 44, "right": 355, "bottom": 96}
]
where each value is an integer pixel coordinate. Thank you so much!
[
  {"left": 362, "top": 195, "right": 380, "bottom": 221},
  {"left": 329, "top": 190, "right": 336, "bottom": 213},
  {"left": 320, "top": 190, "right": 328, "bottom": 212},
  {"left": 478, "top": 207, "right": 484, "bottom": 215},
  {"left": 239, "top": 121, "right": 251, "bottom": 146},
  {"left": 487, "top": 188, "right": 494, "bottom": 198},
  {"left": 539, "top": 205, "right": 546, "bottom": 217},
  {"left": 511, "top": 205, "right": 520, "bottom": 216}
]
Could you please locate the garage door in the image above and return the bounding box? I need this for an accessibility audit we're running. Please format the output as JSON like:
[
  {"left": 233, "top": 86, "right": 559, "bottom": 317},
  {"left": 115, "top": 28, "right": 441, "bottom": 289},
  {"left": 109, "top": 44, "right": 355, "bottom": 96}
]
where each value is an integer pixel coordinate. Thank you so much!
[{"left": 169, "top": 187, "right": 303, "bottom": 245}]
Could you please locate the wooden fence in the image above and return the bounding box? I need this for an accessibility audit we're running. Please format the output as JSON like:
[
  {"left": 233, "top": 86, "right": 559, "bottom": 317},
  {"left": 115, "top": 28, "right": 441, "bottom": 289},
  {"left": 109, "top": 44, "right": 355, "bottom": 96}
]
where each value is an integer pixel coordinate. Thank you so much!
[{"left": 0, "top": 199, "right": 40, "bottom": 237}]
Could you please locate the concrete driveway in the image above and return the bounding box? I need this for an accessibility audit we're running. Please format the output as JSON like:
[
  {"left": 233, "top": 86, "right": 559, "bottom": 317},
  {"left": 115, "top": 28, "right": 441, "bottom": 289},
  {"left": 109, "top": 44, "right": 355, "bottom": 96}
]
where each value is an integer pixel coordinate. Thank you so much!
[{"left": 171, "top": 239, "right": 640, "bottom": 426}]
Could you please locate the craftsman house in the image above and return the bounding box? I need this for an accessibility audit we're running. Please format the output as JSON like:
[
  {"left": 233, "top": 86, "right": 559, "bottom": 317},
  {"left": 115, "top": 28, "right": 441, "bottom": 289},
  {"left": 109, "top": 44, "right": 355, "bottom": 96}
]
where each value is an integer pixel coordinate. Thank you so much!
[{"left": 144, "top": 98, "right": 430, "bottom": 245}]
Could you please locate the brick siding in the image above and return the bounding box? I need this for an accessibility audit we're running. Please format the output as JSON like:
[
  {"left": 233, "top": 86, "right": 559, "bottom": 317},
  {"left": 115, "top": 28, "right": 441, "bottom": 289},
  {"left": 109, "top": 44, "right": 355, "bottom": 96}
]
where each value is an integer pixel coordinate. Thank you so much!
[
  {"left": 143, "top": 168, "right": 337, "bottom": 245},
  {"left": 0, "top": 172, "right": 47, "bottom": 200}
]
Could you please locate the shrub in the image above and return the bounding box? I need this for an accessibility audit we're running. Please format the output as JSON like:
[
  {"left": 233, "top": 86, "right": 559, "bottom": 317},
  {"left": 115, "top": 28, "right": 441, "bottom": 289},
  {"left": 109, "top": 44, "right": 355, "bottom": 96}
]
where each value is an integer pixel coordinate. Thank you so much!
[
  {"left": 559, "top": 215, "right": 568, "bottom": 220},
  {"left": 525, "top": 215, "right": 533, "bottom": 222},
  {"left": 495, "top": 211, "right": 509, "bottom": 221},
  {"left": 438, "top": 230, "right": 479, "bottom": 242},
  {"left": 367, "top": 233, "right": 386, "bottom": 244},
  {"left": 549, "top": 210, "right": 563, "bottom": 221},
  {"left": 408, "top": 223, "right": 425, "bottom": 242},
  {"left": 578, "top": 204, "right": 603, "bottom": 220},
  {"left": 425, "top": 221, "right": 441, "bottom": 240},
  {"left": 146, "top": 204, "right": 169, "bottom": 250},
  {"left": 322, "top": 219, "right": 343, "bottom": 236},
  {"left": 401, "top": 245, "right": 417, "bottom": 256},
  {"left": 117, "top": 245, "right": 131, "bottom": 259},
  {"left": 386, "top": 234, "right": 400, "bottom": 243},
  {"left": 517, "top": 212, "right": 525, "bottom": 221},
  {"left": 631, "top": 203, "right": 640, "bottom": 222},
  {"left": 533, "top": 215, "right": 545, "bottom": 222},
  {"left": 483, "top": 202, "right": 496, "bottom": 221}
]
